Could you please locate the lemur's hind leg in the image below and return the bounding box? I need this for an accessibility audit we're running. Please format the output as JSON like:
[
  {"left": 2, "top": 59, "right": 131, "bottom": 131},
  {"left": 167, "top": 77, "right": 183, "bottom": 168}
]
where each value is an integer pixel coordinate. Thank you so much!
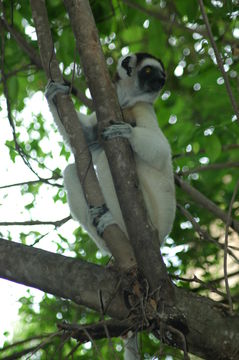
[{"left": 63, "top": 164, "right": 110, "bottom": 255}]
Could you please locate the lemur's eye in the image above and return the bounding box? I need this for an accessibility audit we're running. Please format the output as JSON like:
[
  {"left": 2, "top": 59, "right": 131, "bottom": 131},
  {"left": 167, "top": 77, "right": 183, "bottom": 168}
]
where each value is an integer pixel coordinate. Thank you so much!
[{"left": 144, "top": 66, "right": 152, "bottom": 74}]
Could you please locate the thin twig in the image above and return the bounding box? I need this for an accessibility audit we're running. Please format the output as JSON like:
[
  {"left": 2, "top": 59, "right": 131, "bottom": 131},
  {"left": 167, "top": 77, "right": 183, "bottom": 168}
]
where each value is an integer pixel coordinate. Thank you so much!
[
  {"left": 0, "top": 63, "right": 34, "bottom": 82},
  {"left": 224, "top": 179, "right": 239, "bottom": 314},
  {"left": 177, "top": 203, "right": 239, "bottom": 263},
  {"left": 0, "top": 177, "right": 62, "bottom": 190},
  {"left": 198, "top": 0, "right": 239, "bottom": 124},
  {"left": 1, "top": 345, "right": 42, "bottom": 360},
  {"left": 166, "top": 325, "right": 190, "bottom": 360},
  {"left": 0, "top": 16, "right": 93, "bottom": 109},
  {"left": 179, "top": 161, "right": 239, "bottom": 176},
  {"left": 175, "top": 174, "right": 239, "bottom": 233},
  {"left": 173, "top": 144, "right": 239, "bottom": 160},
  {"left": 0, "top": 216, "right": 71, "bottom": 227},
  {"left": 65, "top": 341, "right": 81, "bottom": 359},
  {"left": 82, "top": 328, "right": 104, "bottom": 360},
  {"left": 0, "top": 334, "right": 49, "bottom": 353},
  {"left": 178, "top": 270, "right": 239, "bottom": 294},
  {"left": 0, "top": 20, "right": 39, "bottom": 177},
  {"left": 172, "top": 274, "right": 225, "bottom": 297},
  {"left": 122, "top": 0, "right": 207, "bottom": 38},
  {"left": 25, "top": 330, "right": 63, "bottom": 360},
  {"left": 98, "top": 290, "right": 119, "bottom": 360}
]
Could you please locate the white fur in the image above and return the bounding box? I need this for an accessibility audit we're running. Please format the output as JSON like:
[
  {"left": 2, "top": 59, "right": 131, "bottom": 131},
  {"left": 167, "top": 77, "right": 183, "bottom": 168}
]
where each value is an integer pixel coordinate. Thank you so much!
[
  {"left": 46, "top": 53, "right": 176, "bottom": 360},
  {"left": 63, "top": 102, "right": 175, "bottom": 250},
  {"left": 63, "top": 163, "right": 110, "bottom": 254},
  {"left": 117, "top": 54, "right": 137, "bottom": 80},
  {"left": 116, "top": 54, "right": 164, "bottom": 108},
  {"left": 123, "top": 334, "right": 140, "bottom": 360}
]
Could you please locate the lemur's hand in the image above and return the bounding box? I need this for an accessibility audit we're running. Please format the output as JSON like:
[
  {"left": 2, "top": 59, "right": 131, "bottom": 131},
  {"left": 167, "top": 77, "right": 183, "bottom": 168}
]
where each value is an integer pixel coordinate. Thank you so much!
[{"left": 45, "top": 81, "right": 69, "bottom": 101}]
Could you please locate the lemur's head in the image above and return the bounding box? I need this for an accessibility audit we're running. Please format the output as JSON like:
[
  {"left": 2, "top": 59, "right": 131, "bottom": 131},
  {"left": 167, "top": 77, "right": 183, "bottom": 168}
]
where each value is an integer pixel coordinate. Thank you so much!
[{"left": 115, "top": 52, "right": 166, "bottom": 108}]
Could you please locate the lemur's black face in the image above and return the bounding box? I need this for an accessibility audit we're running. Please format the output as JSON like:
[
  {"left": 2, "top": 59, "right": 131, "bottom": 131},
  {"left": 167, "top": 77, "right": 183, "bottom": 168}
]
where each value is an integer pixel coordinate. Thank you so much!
[
  {"left": 116, "top": 52, "right": 166, "bottom": 107},
  {"left": 138, "top": 64, "right": 166, "bottom": 93}
]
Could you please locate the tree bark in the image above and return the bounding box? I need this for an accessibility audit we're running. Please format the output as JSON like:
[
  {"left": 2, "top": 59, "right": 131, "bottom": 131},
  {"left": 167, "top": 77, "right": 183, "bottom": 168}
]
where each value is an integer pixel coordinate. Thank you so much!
[
  {"left": 0, "top": 238, "right": 239, "bottom": 359},
  {"left": 63, "top": 0, "right": 173, "bottom": 300},
  {"left": 30, "top": 0, "right": 136, "bottom": 269},
  {"left": 0, "top": 238, "right": 127, "bottom": 319},
  {"left": 2, "top": 1, "right": 239, "bottom": 359}
]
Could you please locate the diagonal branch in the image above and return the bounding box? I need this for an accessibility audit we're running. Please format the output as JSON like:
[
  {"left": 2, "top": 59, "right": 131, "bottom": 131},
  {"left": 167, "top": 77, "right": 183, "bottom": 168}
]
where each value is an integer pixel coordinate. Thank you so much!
[
  {"left": 0, "top": 238, "right": 128, "bottom": 319},
  {"left": 30, "top": 0, "right": 136, "bottom": 269},
  {"left": 177, "top": 203, "right": 238, "bottom": 263},
  {"left": 224, "top": 179, "right": 239, "bottom": 313},
  {"left": 175, "top": 174, "right": 239, "bottom": 233},
  {"left": 122, "top": 0, "right": 207, "bottom": 37},
  {"left": 198, "top": 0, "right": 239, "bottom": 124},
  {"left": 179, "top": 161, "right": 239, "bottom": 176},
  {"left": 63, "top": 0, "right": 174, "bottom": 299},
  {"left": 1, "top": 238, "right": 239, "bottom": 359}
]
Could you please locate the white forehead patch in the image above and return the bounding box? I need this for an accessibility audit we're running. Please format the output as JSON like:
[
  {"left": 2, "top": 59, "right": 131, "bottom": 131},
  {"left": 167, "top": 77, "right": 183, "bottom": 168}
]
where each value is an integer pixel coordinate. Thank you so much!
[{"left": 138, "top": 58, "right": 164, "bottom": 73}]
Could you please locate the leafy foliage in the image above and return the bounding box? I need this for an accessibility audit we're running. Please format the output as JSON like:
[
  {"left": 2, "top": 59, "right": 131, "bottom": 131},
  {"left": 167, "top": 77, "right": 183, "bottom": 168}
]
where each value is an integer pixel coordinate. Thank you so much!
[{"left": 0, "top": 0, "right": 239, "bottom": 359}]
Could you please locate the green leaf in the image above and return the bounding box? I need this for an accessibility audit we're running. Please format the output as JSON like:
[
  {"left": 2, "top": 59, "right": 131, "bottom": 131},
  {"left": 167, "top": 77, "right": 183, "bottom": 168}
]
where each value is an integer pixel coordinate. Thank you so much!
[
  {"left": 5, "top": 140, "right": 18, "bottom": 162},
  {"left": 122, "top": 26, "right": 143, "bottom": 42},
  {"left": 204, "top": 135, "right": 222, "bottom": 162},
  {"left": 20, "top": 233, "right": 27, "bottom": 245},
  {"left": 25, "top": 202, "right": 34, "bottom": 210},
  {"left": 174, "top": 0, "right": 198, "bottom": 21},
  {"left": 192, "top": 142, "right": 200, "bottom": 154},
  {"left": 7, "top": 76, "right": 19, "bottom": 106},
  {"left": 1, "top": 2, "right": 239, "bottom": 358}
]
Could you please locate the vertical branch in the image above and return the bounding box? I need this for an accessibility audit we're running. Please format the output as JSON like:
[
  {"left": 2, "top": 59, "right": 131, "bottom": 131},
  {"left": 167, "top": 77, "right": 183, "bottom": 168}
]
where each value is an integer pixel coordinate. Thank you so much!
[
  {"left": 224, "top": 179, "right": 239, "bottom": 314},
  {"left": 29, "top": 0, "right": 136, "bottom": 269},
  {"left": 63, "top": 0, "right": 174, "bottom": 299},
  {"left": 198, "top": 0, "right": 239, "bottom": 124}
]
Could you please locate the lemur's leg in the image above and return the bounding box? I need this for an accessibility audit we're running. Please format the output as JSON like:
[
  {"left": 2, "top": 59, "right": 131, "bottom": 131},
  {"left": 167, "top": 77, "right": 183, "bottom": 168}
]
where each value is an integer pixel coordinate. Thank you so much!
[{"left": 63, "top": 164, "right": 111, "bottom": 255}]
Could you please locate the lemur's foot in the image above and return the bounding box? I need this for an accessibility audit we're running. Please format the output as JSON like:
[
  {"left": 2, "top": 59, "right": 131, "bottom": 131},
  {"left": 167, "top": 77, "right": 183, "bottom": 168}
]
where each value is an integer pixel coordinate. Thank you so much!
[{"left": 102, "top": 123, "right": 132, "bottom": 140}]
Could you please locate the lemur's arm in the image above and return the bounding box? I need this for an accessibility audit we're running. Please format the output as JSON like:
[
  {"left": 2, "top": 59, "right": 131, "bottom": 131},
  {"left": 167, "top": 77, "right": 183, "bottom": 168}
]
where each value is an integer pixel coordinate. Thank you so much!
[
  {"left": 46, "top": 82, "right": 170, "bottom": 172},
  {"left": 103, "top": 122, "right": 171, "bottom": 171},
  {"left": 45, "top": 82, "right": 70, "bottom": 144},
  {"left": 102, "top": 104, "right": 171, "bottom": 171},
  {"left": 45, "top": 81, "right": 99, "bottom": 151},
  {"left": 45, "top": 81, "right": 114, "bottom": 253}
]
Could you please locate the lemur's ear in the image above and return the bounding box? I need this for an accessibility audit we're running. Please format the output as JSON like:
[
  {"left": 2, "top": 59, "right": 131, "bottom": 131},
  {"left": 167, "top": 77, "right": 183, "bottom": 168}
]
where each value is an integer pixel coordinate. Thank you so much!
[
  {"left": 116, "top": 54, "right": 137, "bottom": 80},
  {"left": 121, "top": 56, "right": 132, "bottom": 75}
]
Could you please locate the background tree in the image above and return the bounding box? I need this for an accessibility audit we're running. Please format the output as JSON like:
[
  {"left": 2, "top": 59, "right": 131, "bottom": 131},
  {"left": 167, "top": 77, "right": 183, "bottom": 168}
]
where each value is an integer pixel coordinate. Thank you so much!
[{"left": 0, "top": 0, "right": 239, "bottom": 359}]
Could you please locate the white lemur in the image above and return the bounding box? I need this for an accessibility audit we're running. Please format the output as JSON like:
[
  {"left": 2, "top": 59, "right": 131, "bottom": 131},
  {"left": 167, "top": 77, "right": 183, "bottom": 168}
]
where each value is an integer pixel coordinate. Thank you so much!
[
  {"left": 46, "top": 52, "right": 175, "bottom": 253},
  {"left": 46, "top": 52, "right": 175, "bottom": 360}
]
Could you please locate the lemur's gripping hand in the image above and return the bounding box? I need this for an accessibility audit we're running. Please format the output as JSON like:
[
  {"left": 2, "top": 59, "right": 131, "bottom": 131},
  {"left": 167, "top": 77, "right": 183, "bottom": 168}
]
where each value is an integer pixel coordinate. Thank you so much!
[
  {"left": 45, "top": 81, "right": 70, "bottom": 102},
  {"left": 102, "top": 123, "right": 132, "bottom": 141}
]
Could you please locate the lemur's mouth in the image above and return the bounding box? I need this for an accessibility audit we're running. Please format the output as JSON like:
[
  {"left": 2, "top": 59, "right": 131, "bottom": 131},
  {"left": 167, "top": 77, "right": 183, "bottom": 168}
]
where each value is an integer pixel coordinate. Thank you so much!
[{"left": 147, "top": 75, "right": 166, "bottom": 92}]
